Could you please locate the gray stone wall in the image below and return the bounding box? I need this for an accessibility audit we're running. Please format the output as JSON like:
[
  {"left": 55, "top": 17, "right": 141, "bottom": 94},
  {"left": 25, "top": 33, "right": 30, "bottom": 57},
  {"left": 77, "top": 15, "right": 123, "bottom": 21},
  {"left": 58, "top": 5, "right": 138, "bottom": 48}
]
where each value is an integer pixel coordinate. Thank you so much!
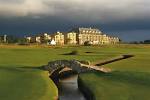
[{"left": 43, "top": 60, "right": 94, "bottom": 75}]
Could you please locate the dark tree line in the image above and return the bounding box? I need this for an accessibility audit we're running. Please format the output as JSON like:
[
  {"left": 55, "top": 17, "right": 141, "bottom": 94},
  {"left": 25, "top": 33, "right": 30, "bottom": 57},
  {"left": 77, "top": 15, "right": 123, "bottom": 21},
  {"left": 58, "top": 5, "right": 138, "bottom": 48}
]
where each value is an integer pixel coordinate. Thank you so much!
[
  {"left": 130, "top": 39, "right": 150, "bottom": 44},
  {"left": 143, "top": 40, "right": 150, "bottom": 44},
  {"left": 0, "top": 35, "right": 27, "bottom": 45}
]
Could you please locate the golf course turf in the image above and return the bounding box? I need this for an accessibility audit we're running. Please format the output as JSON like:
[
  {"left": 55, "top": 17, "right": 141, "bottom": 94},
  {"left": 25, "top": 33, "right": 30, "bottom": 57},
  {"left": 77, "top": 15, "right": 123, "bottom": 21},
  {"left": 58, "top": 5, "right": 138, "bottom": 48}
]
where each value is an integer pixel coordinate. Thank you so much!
[
  {"left": 0, "top": 44, "right": 150, "bottom": 100},
  {"left": 80, "top": 44, "right": 150, "bottom": 100}
]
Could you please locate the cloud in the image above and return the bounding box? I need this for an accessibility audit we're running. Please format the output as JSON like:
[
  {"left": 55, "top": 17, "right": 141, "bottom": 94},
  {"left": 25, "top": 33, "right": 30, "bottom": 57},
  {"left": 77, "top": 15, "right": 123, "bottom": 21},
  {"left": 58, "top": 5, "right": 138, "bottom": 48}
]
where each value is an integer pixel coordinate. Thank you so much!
[
  {"left": 0, "top": 0, "right": 50, "bottom": 17},
  {"left": 0, "top": 0, "right": 150, "bottom": 23}
]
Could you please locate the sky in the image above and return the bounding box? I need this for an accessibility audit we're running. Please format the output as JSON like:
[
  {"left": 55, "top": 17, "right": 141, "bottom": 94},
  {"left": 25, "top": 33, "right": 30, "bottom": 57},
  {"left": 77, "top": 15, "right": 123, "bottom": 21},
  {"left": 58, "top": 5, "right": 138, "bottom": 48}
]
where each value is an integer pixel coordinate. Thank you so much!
[{"left": 0, "top": 0, "right": 150, "bottom": 42}]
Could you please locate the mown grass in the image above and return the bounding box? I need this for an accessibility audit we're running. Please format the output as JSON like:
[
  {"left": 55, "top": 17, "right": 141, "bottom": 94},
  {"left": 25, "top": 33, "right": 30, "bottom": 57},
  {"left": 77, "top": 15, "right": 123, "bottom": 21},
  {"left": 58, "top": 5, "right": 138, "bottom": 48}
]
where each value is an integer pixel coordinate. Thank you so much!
[
  {"left": 80, "top": 44, "right": 150, "bottom": 100},
  {"left": 1, "top": 44, "right": 150, "bottom": 100},
  {"left": 80, "top": 71, "right": 150, "bottom": 100},
  {"left": 0, "top": 68, "right": 57, "bottom": 100},
  {"left": 0, "top": 45, "right": 120, "bottom": 100}
]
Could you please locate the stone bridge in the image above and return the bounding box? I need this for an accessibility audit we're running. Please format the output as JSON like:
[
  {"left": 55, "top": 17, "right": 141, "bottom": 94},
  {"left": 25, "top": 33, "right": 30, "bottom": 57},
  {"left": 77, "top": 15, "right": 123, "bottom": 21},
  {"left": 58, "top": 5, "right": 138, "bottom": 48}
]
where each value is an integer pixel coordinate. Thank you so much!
[
  {"left": 43, "top": 60, "right": 110, "bottom": 78},
  {"left": 43, "top": 55, "right": 134, "bottom": 81}
]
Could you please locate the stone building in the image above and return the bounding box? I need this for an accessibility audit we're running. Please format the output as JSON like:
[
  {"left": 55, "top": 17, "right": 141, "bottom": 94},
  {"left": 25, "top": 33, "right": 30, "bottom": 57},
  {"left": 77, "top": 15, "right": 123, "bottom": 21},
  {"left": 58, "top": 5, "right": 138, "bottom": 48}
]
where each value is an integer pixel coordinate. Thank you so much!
[
  {"left": 70, "top": 27, "right": 119, "bottom": 45},
  {"left": 108, "top": 37, "right": 120, "bottom": 44},
  {"left": 51, "top": 31, "right": 64, "bottom": 45},
  {"left": 0, "top": 34, "right": 7, "bottom": 43},
  {"left": 101, "top": 34, "right": 109, "bottom": 44},
  {"left": 26, "top": 36, "right": 32, "bottom": 43},
  {"left": 25, "top": 27, "right": 119, "bottom": 45},
  {"left": 35, "top": 36, "right": 41, "bottom": 43},
  {"left": 64, "top": 32, "right": 77, "bottom": 45},
  {"left": 26, "top": 33, "right": 51, "bottom": 43},
  {"left": 39, "top": 33, "right": 51, "bottom": 43},
  {"left": 26, "top": 36, "right": 40, "bottom": 43}
]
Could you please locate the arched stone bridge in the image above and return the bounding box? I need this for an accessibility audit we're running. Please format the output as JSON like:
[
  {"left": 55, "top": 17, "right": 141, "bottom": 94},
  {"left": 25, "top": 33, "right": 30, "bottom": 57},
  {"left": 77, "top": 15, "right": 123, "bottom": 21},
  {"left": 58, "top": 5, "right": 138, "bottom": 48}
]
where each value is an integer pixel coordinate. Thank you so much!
[
  {"left": 43, "top": 60, "right": 110, "bottom": 78},
  {"left": 43, "top": 55, "right": 133, "bottom": 84}
]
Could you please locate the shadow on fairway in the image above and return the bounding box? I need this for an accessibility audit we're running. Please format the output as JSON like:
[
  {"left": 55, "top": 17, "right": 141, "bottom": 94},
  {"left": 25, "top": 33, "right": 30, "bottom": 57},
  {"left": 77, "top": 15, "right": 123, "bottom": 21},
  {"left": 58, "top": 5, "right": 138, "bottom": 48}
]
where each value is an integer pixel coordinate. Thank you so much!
[
  {"left": 19, "top": 66, "right": 43, "bottom": 70},
  {"left": 0, "top": 66, "right": 44, "bottom": 73}
]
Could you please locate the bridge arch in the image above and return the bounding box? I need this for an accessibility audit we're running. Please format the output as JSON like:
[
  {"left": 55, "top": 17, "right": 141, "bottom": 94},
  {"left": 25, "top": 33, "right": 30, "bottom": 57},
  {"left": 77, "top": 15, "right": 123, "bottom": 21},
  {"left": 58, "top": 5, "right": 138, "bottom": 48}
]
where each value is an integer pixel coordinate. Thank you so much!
[
  {"left": 43, "top": 59, "right": 108, "bottom": 83},
  {"left": 44, "top": 60, "right": 91, "bottom": 75}
]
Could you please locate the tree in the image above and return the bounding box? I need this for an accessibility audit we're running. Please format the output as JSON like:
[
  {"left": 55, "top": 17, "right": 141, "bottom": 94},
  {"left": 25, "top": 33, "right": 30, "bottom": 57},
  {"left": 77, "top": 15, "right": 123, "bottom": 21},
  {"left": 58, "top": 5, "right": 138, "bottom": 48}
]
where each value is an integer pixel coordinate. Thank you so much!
[
  {"left": 17, "top": 38, "right": 28, "bottom": 45},
  {"left": 144, "top": 40, "right": 150, "bottom": 44},
  {"left": 7, "top": 35, "right": 18, "bottom": 43},
  {"left": 84, "top": 41, "right": 91, "bottom": 46}
]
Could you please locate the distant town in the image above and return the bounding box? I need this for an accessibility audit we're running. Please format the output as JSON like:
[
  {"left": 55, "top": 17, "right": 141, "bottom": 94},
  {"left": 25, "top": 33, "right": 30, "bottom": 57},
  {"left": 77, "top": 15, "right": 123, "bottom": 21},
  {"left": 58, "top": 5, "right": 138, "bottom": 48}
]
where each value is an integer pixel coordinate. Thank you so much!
[{"left": 0, "top": 27, "right": 120, "bottom": 45}]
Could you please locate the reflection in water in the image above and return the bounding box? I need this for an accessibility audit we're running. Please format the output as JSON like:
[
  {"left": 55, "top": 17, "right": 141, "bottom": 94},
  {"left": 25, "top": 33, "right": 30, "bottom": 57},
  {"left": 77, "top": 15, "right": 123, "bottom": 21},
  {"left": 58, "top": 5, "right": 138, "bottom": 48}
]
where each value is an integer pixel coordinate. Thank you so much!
[{"left": 59, "top": 75, "right": 86, "bottom": 100}]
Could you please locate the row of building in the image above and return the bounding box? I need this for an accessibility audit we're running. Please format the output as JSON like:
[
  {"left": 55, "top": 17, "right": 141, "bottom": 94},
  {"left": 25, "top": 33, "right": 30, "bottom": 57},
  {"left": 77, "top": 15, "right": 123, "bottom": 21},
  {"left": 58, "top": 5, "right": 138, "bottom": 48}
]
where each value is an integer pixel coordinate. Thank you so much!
[{"left": 26, "top": 27, "right": 120, "bottom": 45}]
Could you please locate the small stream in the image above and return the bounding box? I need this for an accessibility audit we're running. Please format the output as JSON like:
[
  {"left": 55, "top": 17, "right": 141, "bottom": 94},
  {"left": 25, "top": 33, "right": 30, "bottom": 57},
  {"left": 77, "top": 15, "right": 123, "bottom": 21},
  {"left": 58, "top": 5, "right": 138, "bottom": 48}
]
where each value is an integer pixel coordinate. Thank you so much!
[{"left": 59, "top": 74, "right": 86, "bottom": 100}]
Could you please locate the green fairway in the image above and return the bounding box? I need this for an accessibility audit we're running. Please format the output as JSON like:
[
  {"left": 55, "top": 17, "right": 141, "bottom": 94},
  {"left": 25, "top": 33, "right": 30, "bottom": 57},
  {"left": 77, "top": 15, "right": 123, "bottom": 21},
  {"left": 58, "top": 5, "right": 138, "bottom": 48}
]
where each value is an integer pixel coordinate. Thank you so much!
[
  {"left": 80, "top": 44, "right": 150, "bottom": 100},
  {"left": 80, "top": 71, "right": 150, "bottom": 100},
  {"left": 0, "top": 44, "right": 150, "bottom": 100},
  {"left": 0, "top": 45, "right": 119, "bottom": 100},
  {"left": 0, "top": 68, "right": 58, "bottom": 100},
  {"left": 0, "top": 47, "right": 59, "bottom": 100}
]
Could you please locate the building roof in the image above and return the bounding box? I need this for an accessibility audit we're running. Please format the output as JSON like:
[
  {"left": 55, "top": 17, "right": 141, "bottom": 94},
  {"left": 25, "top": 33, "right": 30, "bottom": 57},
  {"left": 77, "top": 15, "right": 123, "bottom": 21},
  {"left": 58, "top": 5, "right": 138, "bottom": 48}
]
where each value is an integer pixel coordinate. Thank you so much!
[{"left": 70, "top": 27, "right": 102, "bottom": 34}]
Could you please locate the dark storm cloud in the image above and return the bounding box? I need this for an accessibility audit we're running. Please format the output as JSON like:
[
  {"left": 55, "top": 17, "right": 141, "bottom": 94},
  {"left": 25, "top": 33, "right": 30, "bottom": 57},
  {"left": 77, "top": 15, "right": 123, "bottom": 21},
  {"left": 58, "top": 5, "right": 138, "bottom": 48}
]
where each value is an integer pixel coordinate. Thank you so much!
[
  {"left": 0, "top": 0, "right": 150, "bottom": 41},
  {"left": 0, "top": 0, "right": 150, "bottom": 22}
]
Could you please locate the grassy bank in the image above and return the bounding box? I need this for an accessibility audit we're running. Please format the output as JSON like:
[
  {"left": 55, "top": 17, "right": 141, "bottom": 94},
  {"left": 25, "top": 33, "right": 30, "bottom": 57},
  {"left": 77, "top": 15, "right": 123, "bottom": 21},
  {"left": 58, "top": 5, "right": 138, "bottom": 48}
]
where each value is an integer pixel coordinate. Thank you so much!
[
  {"left": 0, "top": 47, "right": 59, "bottom": 100},
  {"left": 80, "top": 44, "right": 150, "bottom": 100}
]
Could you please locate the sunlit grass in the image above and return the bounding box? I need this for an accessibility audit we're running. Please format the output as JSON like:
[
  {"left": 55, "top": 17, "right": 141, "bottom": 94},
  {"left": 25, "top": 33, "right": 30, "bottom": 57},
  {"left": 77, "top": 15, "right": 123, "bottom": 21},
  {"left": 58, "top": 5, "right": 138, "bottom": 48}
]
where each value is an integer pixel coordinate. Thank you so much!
[
  {"left": 0, "top": 44, "right": 150, "bottom": 100},
  {"left": 80, "top": 44, "right": 150, "bottom": 100}
]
